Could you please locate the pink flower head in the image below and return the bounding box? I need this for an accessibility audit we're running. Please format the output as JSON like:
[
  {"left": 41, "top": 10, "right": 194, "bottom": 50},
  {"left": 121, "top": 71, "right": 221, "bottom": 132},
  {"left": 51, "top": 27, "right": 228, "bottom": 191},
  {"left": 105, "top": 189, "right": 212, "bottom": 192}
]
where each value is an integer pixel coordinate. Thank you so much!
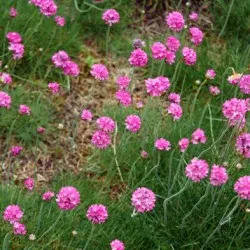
[
  {"left": 168, "top": 92, "right": 181, "bottom": 103},
  {"left": 10, "top": 7, "right": 18, "bottom": 18},
  {"left": 167, "top": 103, "right": 183, "bottom": 120},
  {"left": 151, "top": 42, "right": 167, "bottom": 60},
  {"left": 8, "top": 43, "right": 25, "bottom": 60},
  {"left": 166, "top": 11, "right": 185, "bottom": 32},
  {"left": 189, "top": 12, "right": 198, "bottom": 21},
  {"left": 236, "top": 133, "right": 250, "bottom": 158},
  {"left": 131, "top": 187, "right": 156, "bottom": 213},
  {"left": 136, "top": 101, "right": 144, "bottom": 109},
  {"left": 129, "top": 48, "right": 148, "bottom": 67},
  {"left": 55, "top": 16, "right": 66, "bottom": 27},
  {"left": 13, "top": 222, "right": 27, "bottom": 235},
  {"left": 0, "top": 73, "right": 12, "bottom": 85},
  {"left": 205, "top": 69, "right": 216, "bottom": 80},
  {"left": 182, "top": 47, "right": 197, "bottom": 66},
  {"left": 227, "top": 73, "right": 242, "bottom": 85},
  {"left": 189, "top": 27, "right": 204, "bottom": 46},
  {"left": 90, "top": 64, "right": 109, "bottom": 81},
  {"left": 19, "top": 104, "right": 31, "bottom": 115},
  {"left": 133, "top": 39, "right": 146, "bottom": 49},
  {"left": 115, "top": 90, "right": 132, "bottom": 107},
  {"left": 191, "top": 128, "right": 207, "bottom": 144},
  {"left": 86, "top": 204, "right": 108, "bottom": 224},
  {"left": 24, "top": 178, "right": 34, "bottom": 191},
  {"left": 97, "top": 116, "right": 115, "bottom": 133},
  {"left": 209, "top": 86, "right": 220, "bottom": 96},
  {"left": 155, "top": 138, "right": 171, "bottom": 151},
  {"left": 116, "top": 76, "right": 131, "bottom": 89},
  {"left": 165, "top": 50, "right": 176, "bottom": 65},
  {"left": 81, "top": 109, "right": 93, "bottom": 121},
  {"left": 6, "top": 32, "right": 22, "bottom": 44},
  {"left": 234, "top": 176, "right": 250, "bottom": 200},
  {"left": 52, "top": 51, "right": 70, "bottom": 68},
  {"left": 62, "top": 61, "right": 80, "bottom": 77},
  {"left": 141, "top": 150, "right": 148, "bottom": 158},
  {"left": 178, "top": 138, "right": 189, "bottom": 152},
  {"left": 102, "top": 9, "right": 120, "bottom": 26},
  {"left": 0, "top": 91, "right": 11, "bottom": 109},
  {"left": 56, "top": 186, "right": 80, "bottom": 210},
  {"left": 125, "top": 115, "right": 141, "bottom": 133},
  {"left": 91, "top": 130, "right": 111, "bottom": 149},
  {"left": 166, "top": 36, "right": 180, "bottom": 52},
  {"left": 3, "top": 205, "right": 23, "bottom": 223},
  {"left": 10, "top": 146, "right": 23, "bottom": 156},
  {"left": 239, "top": 75, "right": 250, "bottom": 94},
  {"left": 40, "top": 0, "right": 57, "bottom": 16},
  {"left": 42, "top": 191, "right": 55, "bottom": 201},
  {"left": 210, "top": 165, "right": 228, "bottom": 186},
  {"left": 110, "top": 239, "right": 125, "bottom": 250},
  {"left": 37, "top": 127, "right": 46, "bottom": 134},
  {"left": 185, "top": 158, "right": 209, "bottom": 182},
  {"left": 145, "top": 76, "right": 171, "bottom": 97},
  {"left": 48, "top": 82, "right": 60, "bottom": 94}
]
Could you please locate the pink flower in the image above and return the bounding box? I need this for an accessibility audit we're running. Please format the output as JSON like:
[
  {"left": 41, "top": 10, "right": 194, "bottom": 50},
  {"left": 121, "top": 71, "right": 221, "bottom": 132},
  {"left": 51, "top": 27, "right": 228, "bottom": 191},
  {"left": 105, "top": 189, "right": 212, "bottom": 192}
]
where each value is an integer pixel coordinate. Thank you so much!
[
  {"left": 56, "top": 186, "right": 80, "bottom": 210},
  {"left": 0, "top": 73, "right": 12, "bottom": 85},
  {"left": 13, "top": 222, "right": 27, "bottom": 235},
  {"left": 185, "top": 158, "right": 209, "bottom": 182},
  {"left": 166, "top": 36, "right": 180, "bottom": 52},
  {"left": 191, "top": 128, "right": 207, "bottom": 144},
  {"left": 91, "top": 130, "right": 111, "bottom": 149},
  {"left": 136, "top": 101, "right": 144, "bottom": 109},
  {"left": 116, "top": 76, "right": 131, "bottom": 89},
  {"left": 42, "top": 191, "right": 55, "bottom": 201},
  {"left": 167, "top": 103, "right": 183, "bottom": 120},
  {"left": 165, "top": 50, "right": 176, "bottom": 65},
  {"left": 125, "top": 115, "right": 141, "bottom": 133},
  {"left": 182, "top": 47, "right": 197, "bottom": 66},
  {"left": 110, "top": 239, "right": 125, "bottom": 250},
  {"left": 10, "top": 146, "right": 23, "bottom": 156},
  {"left": 3, "top": 205, "right": 23, "bottom": 223},
  {"left": 155, "top": 138, "right": 171, "bottom": 151},
  {"left": 133, "top": 39, "right": 146, "bottom": 49},
  {"left": 55, "top": 16, "right": 66, "bottom": 27},
  {"left": 102, "top": 9, "right": 120, "bottom": 26},
  {"left": 97, "top": 116, "right": 115, "bottom": 133},
  {"left": 239, "top": 75, "right": 250, "bottom": 94},
  {"left": 40, "top": 0, "right": 57, "bottom": 17},
  {"left": 115, "top": 90, "right": 132, "bottom": 107},
  {"left": 19, "top": 104, "right": 31, "bottom": 115},
  {"left": 81, "top": 109, "right": 93, "bottom": 121},
  {"left": 189, "top": 27, "right": 204, "bottom": 46},
  {"left": 131, "top": 187, "right": 156, "bottom": 213},
  {"left": 8, "top": 43, "right": 25, "bottom": 60},
  {"left": 168, "top": 92, "right": 181, "bottom": 103},
  {"left": 189, "top": 12, "right": 198, "bottom": 21},
  {"left": 205, "top": 69, "right": 216, "bottom": 80},
  {"left": 52, "top": 51, "right": 70, "bottom": 68},
  {"left": 0, "top": 91, "right": 11, "bottom": 109},
  {"left": 86, "top": 204, "right": 108, "bottom": 224},
  {"left": 10, "top": 7, "right": 18, "bottom": 18},
  {"left": 6, "top": 32, "right": 22, "bottom": 44},
  {"left": 145, "top": 76, "right": 171, "bottom": 96},
  {"left": 210, "top": 165, "right": 228, "bottom": 186},
  {"left": 62, "top": 61, "right": 80, "bottom": 77},
  {"left": 235, "top": 133, "right": 250, "bottom": 158},
  {"left": 178, "top": 138, "right": 189, "bottom": 152},
  {"left": 234, "top": 176, "right": 250, "bottom": 200},
  {"left": 166, "top": 11, "right": 185, "bottom": 32},
  {"left": 209, "top": 86, "right": 220, "bottom": 96},
  {"left": 151, "top": 42, "right": 167, "bottom": 60},
  {"left": 129, "top": 48, "right": 148, "bottom": 67},
  {"left": 24, "top": 178, "right": 34, "bottom": 191},
  {"left": 37, "top": 127, "right": 46, "bottom": 134},
  {"left": 227, "top": 73, "right": 242, "bottom": 85},
  {"left": 90, "top": 64, "right": 109, "bottom": 81},
  {"left": 141, "top": 150, "right": 148, "bottom": 158},
  {"left": 48, "top": 82, "right": 60, "bottom": 94}
]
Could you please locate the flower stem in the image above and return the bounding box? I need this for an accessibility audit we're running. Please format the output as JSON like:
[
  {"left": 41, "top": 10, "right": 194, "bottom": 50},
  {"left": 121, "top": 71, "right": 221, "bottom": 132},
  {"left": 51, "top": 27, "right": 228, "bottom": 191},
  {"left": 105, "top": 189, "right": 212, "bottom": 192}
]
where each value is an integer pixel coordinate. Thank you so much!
[
  {"left": 106, "top": 26, "right": 111, "bottom": 58},
  {"left": 83, "top": 224, "right": 95, "bottom": 250}
]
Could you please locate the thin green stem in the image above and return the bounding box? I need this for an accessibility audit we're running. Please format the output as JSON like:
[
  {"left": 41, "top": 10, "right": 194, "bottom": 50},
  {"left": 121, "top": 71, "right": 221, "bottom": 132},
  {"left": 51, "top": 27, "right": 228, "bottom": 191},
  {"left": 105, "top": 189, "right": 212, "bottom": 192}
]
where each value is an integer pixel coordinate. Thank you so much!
[
  {"left": 83, "top": 225, "right": 95, "bottom": 250},
  {"left": 106, "top": 26, "right": 111, "bottom": 58}
]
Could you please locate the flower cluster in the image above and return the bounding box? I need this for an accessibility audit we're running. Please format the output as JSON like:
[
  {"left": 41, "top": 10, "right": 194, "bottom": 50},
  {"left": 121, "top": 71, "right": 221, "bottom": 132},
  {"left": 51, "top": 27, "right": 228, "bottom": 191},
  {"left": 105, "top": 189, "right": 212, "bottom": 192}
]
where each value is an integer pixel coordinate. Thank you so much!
[
  {"left": 178, "top": 138, "right": 189, "bottom": 152},
  {"left": 86, "top": 204, "right": 108, "bottom": 224},
  {"left": 116, "top": 76, "right": 131, "bottom": 89},
  {"left": 6, "top": 32, "right": 24, "bottom": 60},
  {"left": 234, "top": 176, "right": 250, "bottom": 200},
  {"left": 145, "top": 76, "right": 171, "bottom": 96},
  {"left": 239, "top": 75, "right": 250, "bottom": 94},
  {"left": 110, "top": 239, "right": 125, "bottom": 250},
  {"left": 10, "top": 7, "right": 18, "bottom": 18},
  {"left": 102, "top": 9, "right": 120, "bottom": 26},
  {"left": 0, "top": 91, "right": 11, "bottom": 109},
  {"left": 81, "top": 109, "right": 93, "bottom": 121},
  {"left": 189, "top": 27, "right": 204, "bottom": 46},
  {"left": 168, "top": 92, "right": 181, "bottom": 103},
  {"left": 182, "top": 47, "right": 197, "bottom": 65},
  {"left": 155, "top": 138, "right": 171, "bottom": 151},
  {"left": 91, "top": 130, "right": 111, "bottom": 149},
  {"left": 209, "top": 86, "right": 220, "bottom": 96},
  {"left": 115, "top": 90, "right": 132, "bottom": 107},
  {"left": 55, "top": 16, "right": 66, "bottom": 27},
  {"left": 166, "top": 11, "right": 185, "bottom": 32},
  {"left": 125, "top": 115, "right": 141, "bottom": 133},
  {"left": 90, "top": 64, "right": 109, "bottom": 81},
  {"left": 227, "top": 73, "right": 242, "bottom": 85},
  {"left": 30, "top": 0, "right": 57, "bottom": 17},
  {"left": 0, "top": 72, "right": 12, "bottom": 85},
  {"left": 96, "top": 116, "right": 116, "bottom": 133},
  {"left": 129, "top": 48, "right": 148, "bottom": 67},
  {"left": 151, "top": 42, "right": 167, "bottom": 60},
  {"left": 235, "top": 133, "right": 250, "bottom": 158},
  {"left": 24, "top": 178, "right": 34, "bottom": 191},
  {"left": 191, "top": 128, "right": 207, "bottom": 144},
  {"left": 205, "top": 69, "right": 216, "bottom": 80},
  {"left": 210, "top": 165, "right": 228, "bottom": 186},
  {"left": 166, "top": 36, "right": 180, "bottom": 52},
  {"left": 19, "top": 104, "right": 31, "bottom": 115},
  {"left": 42, "top": 191, "right": 55, "bottom": 201},
  {"left": 189, "top": 12, "right": 198, "bottom": 21},
  {"left": 167, "top": 103, "right": 183, "bottom": 120},
  {"left": 48, "top": 82, "right": 60, "bottom": 94},
  {"left": 10, "top": 145, "right": 23, "bottom": 156}
]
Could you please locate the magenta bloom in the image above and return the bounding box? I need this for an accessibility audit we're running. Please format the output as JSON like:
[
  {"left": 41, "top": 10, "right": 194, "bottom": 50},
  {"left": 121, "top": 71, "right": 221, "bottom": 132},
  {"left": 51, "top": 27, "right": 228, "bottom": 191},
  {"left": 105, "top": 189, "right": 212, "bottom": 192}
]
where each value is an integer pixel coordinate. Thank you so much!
[
  {"left": 155, "top": 138, "right": 171, "bottom": 151},
  {"left": 110, "top": 239, "right": 125, "bottom": 250},
  {"left": 131, "top": 187, "right": 156, "bottom": 213},
  {"left": 90, "top": 64, "right": 109, "bottom": 81},
  {"left": 168, "top": 92, "right": 181, "bottom": 103},
  {"left": 185, "top": 158, "right": 209, "bottom": 182},
  {"left": 235, "top": 133, "right": 250, "bottom": 158},
  {"left": 166, "top": 36, "right": 180, "bottom": 52},
  {"left": 13, "top": 222, "right": 27, "bottom": 235},
  {"left": 102, "top": 9, "right": 120, "bottom": 26},
  {"left": 10, "top": 7, "right": 18, "bottom": 18},
  {"left": 62, "top": 61, "right": 80, "bottom": 77},
  {"left": 10, "top": 146, "right": 23, "bottom": 156},
  {"left": 24, "top": 178, "right": 34, "bottom": 191},
  {"left": 191, "top": 128, "right": 207, "bottom": 144},
  {"left": 182, "top": 47, "right": 197, "bottom": 66},
  {"left": 234, "top": 176, "right": 250, "bottom": 200},
  {"left": 145, "top": 76, "right": 171, "bottom": 97},
  {"left": 0, "top": 91, "right": 11, "bottom": 109},
  {"left": 52, "top": 51, "right": 70, "bottom": 68},
  {"left": 0, "top": 73, "right": 12, "bottom": 85},
  {"left": 116, "top": 76, "right": 131, "bottom": 89},
  {"left": 81, "top": 109, "right": 93, "bottom": 121},
  {"left": 151, "top": 42, "right": 167, "bottom": 60},
  {"left": 56, "top": 186, "right": 80, "bottom": 210},
  {"left": 166, "top": 11, "right": 185, "bottom": 32},
  {"left": 210, "top": 165, "right": 228, "bottom": 186},
  {"left": 37, "top": 127, "right": 46, "bottom": 134},
  {"left": 189, "top": 12, "right": 198, "bottom": 21},
  {"left": 55, "top": 16, "right": 66, "bottom": 27},
  {"left": 6, "top": 32, "right": 22, "bottom": 44},
  {"left": 205, "top": 69, "right": 216, "bottom": 80},
  {"left": 239, "top": 75, "right": 250, "bottom": 94},
  {"left": 209, "top": 86, "right": 220, "bottom": 96},
  {"left": 40, "top": 0, "right": 57, "bottom": 16},
  {"left": 48, "top": 82, "right": 60, "bottom": 94},
  {"left": 129, "top": 48, "right": 148, "bottom": 67},
  {"left": 125, "top": 115, "right": 141, "bottom": 133},
  {"left": 97, "top": 116, "right": 115, "bottom": 133},
  {"left": 165, "top": 50, "right": 176, "bottom": 65},
  {"left": 42, "top": 191, "right": 55, "bottom": 201},
  {"left": 91, "top": 130, "right": 111, "bottom": 149},
  {"left": 19, "top": 104, "right": 31, "bottom": 115},
  {"left": 189, "top": 27, "right": 204, "bottom": 46},
  {"left": 227, "top": 73, "right": 242, "bottom": 85},
  {"left": 178, "top": 138, "right": 189, "bottom": 152},
  {"left": 86, "top": 204, "right": 108, "bottom": 224},
  {"left": 167, "top": 103, "right": 183, "bottom": 120},
  {"left": 141, "top": 150, "right": 148, "bottom": 158},
  {"left": 8, "top": 43, "right": 25, "bottom": 60},
  {"left": 3, "top": 205, "right": 23, "bottom": 224},
  {"left": 115, "top": 90, "right": 132, "bottom": 107}
]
